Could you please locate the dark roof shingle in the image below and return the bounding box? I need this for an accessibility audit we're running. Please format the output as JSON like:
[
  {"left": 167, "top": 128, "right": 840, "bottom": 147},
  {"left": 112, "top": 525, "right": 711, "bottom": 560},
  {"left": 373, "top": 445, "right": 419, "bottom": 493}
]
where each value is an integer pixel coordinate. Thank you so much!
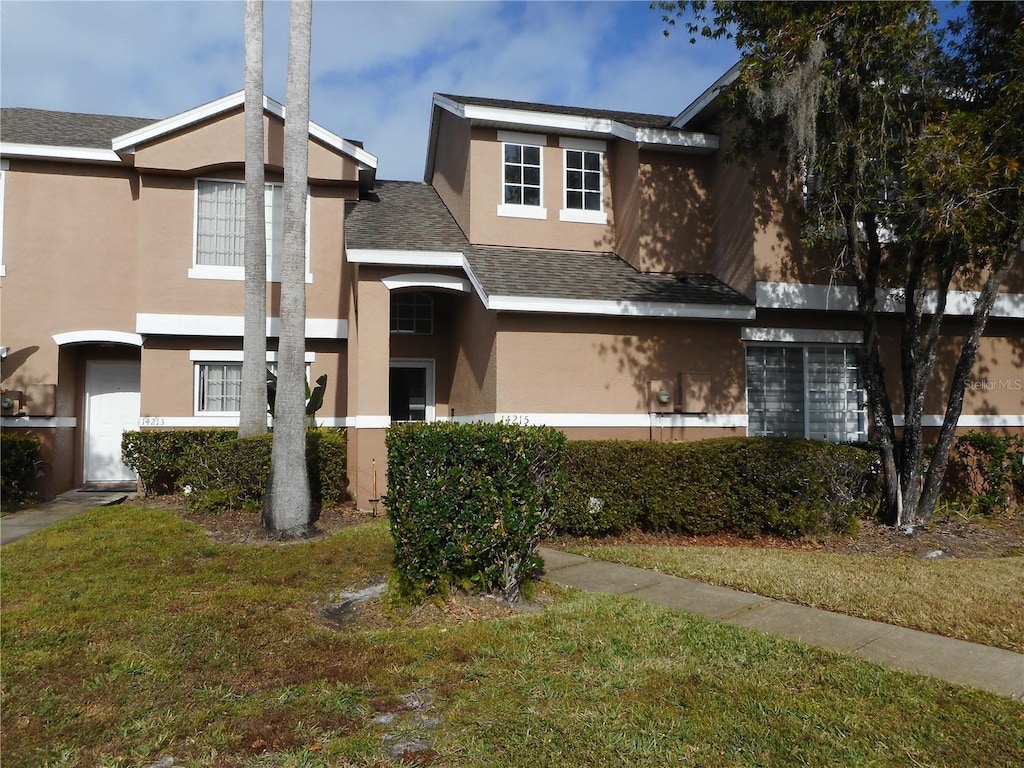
[
  {"left": 1, "top": 107, "right": 156, "bottom": 148},
  {"left": 345, "top": 180, "right": 751, "bottom": 309}
]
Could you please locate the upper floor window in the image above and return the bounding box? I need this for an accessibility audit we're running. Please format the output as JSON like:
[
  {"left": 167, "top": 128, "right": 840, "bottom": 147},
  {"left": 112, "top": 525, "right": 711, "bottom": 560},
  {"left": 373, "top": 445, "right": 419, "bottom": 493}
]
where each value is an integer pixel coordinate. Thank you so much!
[
  {"left": 496, "top": 131, "right": 547, "bottom": 220},
  {"left": 192, "top": 179, "right": 308, "bottom": 283},
  {"left": 559, "top": 137, "right": 607, "bottom": 224},
  {"left": 391, "top": 292, "right": 433, "bottom": 334}
]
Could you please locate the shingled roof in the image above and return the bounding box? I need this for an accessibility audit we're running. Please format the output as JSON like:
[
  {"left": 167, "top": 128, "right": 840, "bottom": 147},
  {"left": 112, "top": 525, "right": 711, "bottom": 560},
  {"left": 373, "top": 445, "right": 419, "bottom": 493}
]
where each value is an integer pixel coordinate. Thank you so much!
[
  {"left": 345, "top": 180, "right": 751, "bottom": 310},
  {"left": 437, "top": 93, "right": 677, "bottom": 131},
  {"left": 345, "top": 181, "right": 469, "bottom": 252},
  {"left": 1, "top": 107, "right": 156, "bottom": 148}
]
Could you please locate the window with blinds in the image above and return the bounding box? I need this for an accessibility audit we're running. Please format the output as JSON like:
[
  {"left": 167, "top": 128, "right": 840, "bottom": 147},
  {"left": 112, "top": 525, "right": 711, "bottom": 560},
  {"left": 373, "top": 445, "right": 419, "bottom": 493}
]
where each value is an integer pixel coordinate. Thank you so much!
[
  {"left": 197, "top": 363, "right": 242, "bottom": 413},
  {"left": 746, "top": 345, "right": 867, "bottom": 442},
  {"left": 195, "top": 180, "right": 283, "bottom": 269}
]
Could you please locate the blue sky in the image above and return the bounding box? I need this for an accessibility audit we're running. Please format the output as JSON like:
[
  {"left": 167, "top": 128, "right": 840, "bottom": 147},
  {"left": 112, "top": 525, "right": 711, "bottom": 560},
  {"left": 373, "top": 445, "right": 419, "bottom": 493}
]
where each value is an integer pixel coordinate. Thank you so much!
[{"left": 0, "top": 1, "right": 740, "bottom": 180}]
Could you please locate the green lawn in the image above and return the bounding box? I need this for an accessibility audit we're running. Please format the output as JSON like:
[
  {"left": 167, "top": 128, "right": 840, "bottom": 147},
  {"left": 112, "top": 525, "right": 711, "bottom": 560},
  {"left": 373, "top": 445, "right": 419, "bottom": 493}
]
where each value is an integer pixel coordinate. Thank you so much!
[
  {"left": 2, "top": 506, "right": 1022, "bottom": 767},
  {"left": 567, "top": 543, "right": 1024, "bottom": 652}
]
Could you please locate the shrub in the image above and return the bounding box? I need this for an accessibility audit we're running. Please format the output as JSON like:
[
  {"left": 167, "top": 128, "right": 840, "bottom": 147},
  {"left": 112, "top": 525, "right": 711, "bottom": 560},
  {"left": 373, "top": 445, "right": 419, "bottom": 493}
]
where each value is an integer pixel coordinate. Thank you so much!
[
  {"left": 946, "top": 432, "right": 1024, "bottom": 514},
  {"left": 183, "top": 429, "right": 348, "bottom": 514},
  {"left": 1, "top": 433, "right": 42, "bottom": 512},
  {"left": 122, "top": 430, "right": 236, "bottom": 495},
  {"left": 384, "top": 421, "right": 565, "bottom": 603},
  {"left": 554, "top": 437, "right": 878, "bottom": 538}
]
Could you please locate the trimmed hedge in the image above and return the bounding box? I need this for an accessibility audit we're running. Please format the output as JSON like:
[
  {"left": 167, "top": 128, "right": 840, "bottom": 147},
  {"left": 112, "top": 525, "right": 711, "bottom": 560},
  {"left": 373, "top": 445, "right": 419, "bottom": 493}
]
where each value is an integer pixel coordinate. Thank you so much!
[
  {"left": 122, "top": 430, "right": 236, "bottom": 495},
  {"left": 384, "top": 421, "right": 565, "bottom": 602},
  {"left": 1, "top": 433, "right": 42, "bottom": 512},
  {"left": 554, "top": 437, "right": 879, "bottom": 538},
  {"left": 122, "top": 428, "right": 349, "bottom": 513}
]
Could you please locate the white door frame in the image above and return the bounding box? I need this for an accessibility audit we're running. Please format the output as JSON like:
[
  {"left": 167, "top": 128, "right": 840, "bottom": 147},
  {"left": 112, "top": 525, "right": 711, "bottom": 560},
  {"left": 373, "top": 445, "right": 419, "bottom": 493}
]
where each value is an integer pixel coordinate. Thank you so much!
[
  {"left": 389, "top": 358, "right": 436, "bottom": 423},
  {"left": 83, "top": 359, "right": 141, "bottom": 483}
]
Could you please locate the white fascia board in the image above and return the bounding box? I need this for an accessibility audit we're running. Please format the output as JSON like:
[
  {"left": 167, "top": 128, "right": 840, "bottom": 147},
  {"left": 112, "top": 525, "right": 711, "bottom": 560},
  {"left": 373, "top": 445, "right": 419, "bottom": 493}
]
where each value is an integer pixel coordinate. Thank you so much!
[
  {"left": 434, "top": 94, "right": 716, "bottom": 151},
  {"left": 672, "top": 62, "right": 741, "bottom": 129},
  {"left": 136, "top": 313, "right": 348, "bottom": 339},
  {"left": 382, "top": 273, "right": 471, "bottom": 293},
  {"left": 0, "top": 142, "right": 121, "bottom": 163},
  {"left": 308, "top": 122, "right": 378, "bottom": 170},
  {"left": 347, "top": 249, "right": 466, "bottom": 267},
  {"left": 53, "top": 330, "right": 143, "bottom": 347},
  {"left": 448, "top": 412, "right": 748, "bottom": 429},
  {"left": 485, "top": 294, "right": 756, "bottom": 320},
  {"left": 756, "top": 281, "right": 1024, "bottom": 318},
  {"left": 112, "top": 91, "right": 245, "bottom": 151},
  {"left": 741, "top": 327, "right": 864, "bottom": 345}
]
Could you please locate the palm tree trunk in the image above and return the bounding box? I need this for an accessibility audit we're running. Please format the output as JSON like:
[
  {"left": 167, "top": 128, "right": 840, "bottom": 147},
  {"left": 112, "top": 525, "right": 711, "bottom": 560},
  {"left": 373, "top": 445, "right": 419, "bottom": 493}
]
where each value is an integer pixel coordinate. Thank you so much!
[
  {"left": 264, "top": 0, "right": 312, "bottom": 532},
  {"left": 239, "top": 0, "right": 268, "bottom": 438}
]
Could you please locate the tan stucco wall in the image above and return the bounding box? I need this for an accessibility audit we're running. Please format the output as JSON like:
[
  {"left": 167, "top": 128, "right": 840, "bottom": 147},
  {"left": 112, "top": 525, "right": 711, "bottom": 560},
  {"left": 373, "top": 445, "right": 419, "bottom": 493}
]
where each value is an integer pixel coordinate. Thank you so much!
[
  {"left": 493, "top": 313, "right": 747, "bottom": 415},
  {"left": 1, "top": 161, "right": 140, "bottom": 406},
  {"left": 429, "top": 108, "right": 472, "bottom": 235},
  {"left": 467, "top": 127, "right": 616, "bottom": 252},
  {"left": 449, "top": 290, "right": 497, "bottom": 416},
  {"left": 133, "top": 110, "right": 361, "bottom": 182}
]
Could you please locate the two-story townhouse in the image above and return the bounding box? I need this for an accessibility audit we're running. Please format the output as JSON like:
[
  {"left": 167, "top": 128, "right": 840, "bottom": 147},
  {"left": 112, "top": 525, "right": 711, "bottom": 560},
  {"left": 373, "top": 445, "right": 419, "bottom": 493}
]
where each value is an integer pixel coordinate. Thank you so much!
[
  {"left": 342, "top": 84, "right": 1022, "bottom": 507},
  {"left": 4, "top": 67, "right": 1021, "bottom": 509},
  {"left": 0, "top": 93, "right": 376, "bottom": 498}
]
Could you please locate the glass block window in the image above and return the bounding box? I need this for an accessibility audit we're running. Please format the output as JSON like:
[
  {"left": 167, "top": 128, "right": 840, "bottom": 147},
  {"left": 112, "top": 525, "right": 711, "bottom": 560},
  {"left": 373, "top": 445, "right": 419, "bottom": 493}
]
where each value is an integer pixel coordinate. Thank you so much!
[
  {"left": 390, "top": 292, "right": 433, "bottom": 334},
  {"left": 746, "top": 345, "right": 866, "bottom": 442},
  {"left": 565, "top": 149, "right": 602, "bottom": 211},
  {"left": 503, "top": 143, "right": 542, "bottom": 207}
]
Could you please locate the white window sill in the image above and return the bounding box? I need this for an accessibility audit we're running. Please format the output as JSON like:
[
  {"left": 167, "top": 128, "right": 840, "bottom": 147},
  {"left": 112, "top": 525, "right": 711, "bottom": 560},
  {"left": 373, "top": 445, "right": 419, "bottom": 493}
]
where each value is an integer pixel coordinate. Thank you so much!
[
  {"left": 559, "top": 208, "right": 607, "bottom": 225},
  {"left": 497, "top": 203, "right": 547, "bottom": 220},
  {"left": 189, "top": 265, "right": 313, "bottom": 284}
]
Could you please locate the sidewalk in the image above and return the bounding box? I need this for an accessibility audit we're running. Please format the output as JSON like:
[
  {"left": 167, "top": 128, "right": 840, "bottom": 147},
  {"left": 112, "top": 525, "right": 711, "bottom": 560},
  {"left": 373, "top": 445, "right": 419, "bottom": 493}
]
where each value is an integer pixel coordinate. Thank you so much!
[
  {"left": 1, "top": 490, "right": 134, "bottom": 546},
  {"left": 539, "top": 547, "right": 1024, "bottom": 700}
]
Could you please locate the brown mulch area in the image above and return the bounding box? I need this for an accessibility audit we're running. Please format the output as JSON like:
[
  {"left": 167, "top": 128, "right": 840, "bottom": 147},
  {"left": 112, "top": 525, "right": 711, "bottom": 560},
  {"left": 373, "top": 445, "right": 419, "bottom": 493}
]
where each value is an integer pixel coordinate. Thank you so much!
[{"left": 552, "top": 508, "right": 1024, "bottom": 560}]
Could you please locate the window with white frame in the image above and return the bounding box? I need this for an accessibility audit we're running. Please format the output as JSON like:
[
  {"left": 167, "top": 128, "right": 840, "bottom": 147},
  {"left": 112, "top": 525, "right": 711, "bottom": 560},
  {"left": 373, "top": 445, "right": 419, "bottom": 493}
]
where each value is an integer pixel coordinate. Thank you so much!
[
  {"left": 192, "top": 179, "right": 306, "bottom": 282},
  {"left": 390, "top": 292, "right": 433, "bottom": 334},
  {"left": 559, "top": 137, "right": 607, "bottom": 224},
  {"left": 192, "top": 351, "right": 314, "bottom": 416},
  {"left": 746, "top": 345, "right": 866, "bottom": 442},
  {"left": 497, "top": 131, "right": 547, "bottom": 219},
  {"left": 196, "top": 362, "right": 243, "bottom": 413}
]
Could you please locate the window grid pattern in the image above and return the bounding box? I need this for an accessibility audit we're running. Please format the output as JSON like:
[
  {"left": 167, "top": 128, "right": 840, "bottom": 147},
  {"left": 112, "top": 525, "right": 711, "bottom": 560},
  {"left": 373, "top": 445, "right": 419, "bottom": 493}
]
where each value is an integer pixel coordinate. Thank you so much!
[
  {"left": 746, "top": 345, "right": 866, "bottom": 442},
  {"left": 195, "top": 180, "right": 282, "bottom": 268},
  {"left": 503, "top": 143, "right": 542, "bottom": 206},
  {"left": 198, "top": 363, "right": 242, "bottom": 412},
  {"left": 390, "top": 292, "right": 433, "bottom": 334},
  {"left": 565, "top": 149, "right": 602, "bottom": 211}
]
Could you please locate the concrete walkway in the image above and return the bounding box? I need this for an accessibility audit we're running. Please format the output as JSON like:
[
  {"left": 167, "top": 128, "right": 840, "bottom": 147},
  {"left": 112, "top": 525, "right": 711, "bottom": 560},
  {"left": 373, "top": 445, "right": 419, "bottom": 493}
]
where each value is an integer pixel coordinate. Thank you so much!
[
  {"left": 1, "top": 489, "right": 134, "bottom": 546},
  {"left": 539, "top": 547, "right": 1024, "bottom": 700}
]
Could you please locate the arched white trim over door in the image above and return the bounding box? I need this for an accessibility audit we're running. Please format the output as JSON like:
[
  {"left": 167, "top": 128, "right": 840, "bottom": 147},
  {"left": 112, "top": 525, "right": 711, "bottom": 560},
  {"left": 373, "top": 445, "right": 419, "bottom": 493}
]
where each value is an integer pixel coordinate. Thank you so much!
[
  {"left": 381, "top": 273, "right": 471, "bottom": 293},
  {"left": 53, "top": 330, "right": 143, "bottom": 347}
]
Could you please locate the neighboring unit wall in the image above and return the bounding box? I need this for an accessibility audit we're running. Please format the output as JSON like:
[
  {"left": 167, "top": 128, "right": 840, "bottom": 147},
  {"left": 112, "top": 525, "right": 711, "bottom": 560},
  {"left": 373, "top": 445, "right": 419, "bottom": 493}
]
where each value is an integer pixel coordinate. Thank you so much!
[{"left": 429, "top": 108, "right": 473, "bottom": 236}]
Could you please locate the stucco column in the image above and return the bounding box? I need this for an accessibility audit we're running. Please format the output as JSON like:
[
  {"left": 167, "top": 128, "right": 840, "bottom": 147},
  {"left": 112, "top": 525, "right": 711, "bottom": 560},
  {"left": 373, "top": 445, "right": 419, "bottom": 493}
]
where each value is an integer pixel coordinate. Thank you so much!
[{"left": 346, "top": 270, "right": 391, "bottom": 510}]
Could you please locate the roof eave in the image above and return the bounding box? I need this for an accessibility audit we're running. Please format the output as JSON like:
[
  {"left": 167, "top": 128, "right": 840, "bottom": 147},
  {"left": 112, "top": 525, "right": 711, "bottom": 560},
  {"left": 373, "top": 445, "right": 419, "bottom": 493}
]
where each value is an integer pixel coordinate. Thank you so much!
[
  {"left": 0, "top": 142, "right": 121, "bottom": 163},
  {"left": 671, "top": 61, "right": 741, "bottom": 129}
]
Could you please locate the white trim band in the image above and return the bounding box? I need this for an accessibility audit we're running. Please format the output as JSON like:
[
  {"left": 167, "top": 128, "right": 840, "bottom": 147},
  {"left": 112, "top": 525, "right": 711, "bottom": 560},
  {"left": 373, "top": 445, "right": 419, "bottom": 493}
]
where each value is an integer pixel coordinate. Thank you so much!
[
  {"left": 53, "top": 330, "right": 143, "bottom": 347},
  {"left": 382, "top": 273, "right": 471, "bottom": 293},
  {"left": 347, "top": 249, "right": 465, "bottom": 267},
  {"left": 893, "top": 414, "right": 1024, "bottom": 428},
  {"left": 756, "top": 281, "right": 1024, "bottom": 319},
  {"left": 1, "top": 416, "right": 78, "bottom": 428},
  {"left": 0, "top": 142, "right": 121, "bottom": 163},
  {"left": 136, "top": 313, "right": 348, "bottom": 339},
  {"left": 741, "top": 328, "right": 864, "bottom": 345},
  {"left": 485, "top": 294, "right": 756, "bottom": 320},
  {"left": 448, "top": 412, "right": 749, "bottom": 429},
  {"left": 189, "top": 350, "right": 316, "bottom": 362}
]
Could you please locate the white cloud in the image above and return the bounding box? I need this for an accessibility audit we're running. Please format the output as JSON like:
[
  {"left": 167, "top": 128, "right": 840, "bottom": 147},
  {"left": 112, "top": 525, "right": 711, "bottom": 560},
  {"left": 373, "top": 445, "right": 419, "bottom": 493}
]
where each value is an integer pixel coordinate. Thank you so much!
[{"left": 1, "top": 0, "right": 739, "bottom": 180}]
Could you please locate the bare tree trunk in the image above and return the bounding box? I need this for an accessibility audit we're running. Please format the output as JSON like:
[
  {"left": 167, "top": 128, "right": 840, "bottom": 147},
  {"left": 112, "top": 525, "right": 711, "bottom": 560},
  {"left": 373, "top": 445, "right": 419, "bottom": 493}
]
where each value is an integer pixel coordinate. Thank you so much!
[
  {"left": 917, "top": 252, "right": 1017, "bottom": 521},
  {"left": 239, "top": 0, "right": 268, "bottom": 438},
  {"left": 264, "top": 0, "right": 312, "bottom": 533}
]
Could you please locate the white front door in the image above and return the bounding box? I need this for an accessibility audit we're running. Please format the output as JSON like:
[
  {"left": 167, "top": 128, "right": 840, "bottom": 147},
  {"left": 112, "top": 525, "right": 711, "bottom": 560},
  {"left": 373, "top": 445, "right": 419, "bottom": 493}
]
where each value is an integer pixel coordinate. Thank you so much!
[{"left": 84, "top": 360, "right": 141, "bottom": 483}]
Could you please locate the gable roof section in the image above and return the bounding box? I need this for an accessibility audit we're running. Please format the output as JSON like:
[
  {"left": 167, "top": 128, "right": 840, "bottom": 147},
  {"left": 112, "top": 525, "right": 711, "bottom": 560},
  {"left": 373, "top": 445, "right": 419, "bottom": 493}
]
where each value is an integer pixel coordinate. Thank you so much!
[
  {"left": 1, "top": 93, "right": 377, "bottom": 171},
  {"left": 346, "top": 180, "right": 753, "bottom": 320},
  {"left": 113, "top": 91, "right": 377, "bottom": 171}
]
